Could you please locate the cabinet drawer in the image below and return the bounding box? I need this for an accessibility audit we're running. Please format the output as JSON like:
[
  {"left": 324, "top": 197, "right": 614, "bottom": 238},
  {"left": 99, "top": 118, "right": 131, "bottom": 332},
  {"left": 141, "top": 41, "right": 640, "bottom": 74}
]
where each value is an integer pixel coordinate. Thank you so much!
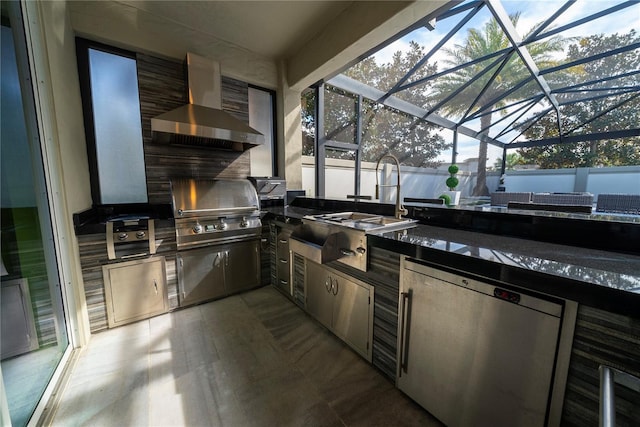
[{"left": 277, "top": 259, "right": 290, "bottom": 282}]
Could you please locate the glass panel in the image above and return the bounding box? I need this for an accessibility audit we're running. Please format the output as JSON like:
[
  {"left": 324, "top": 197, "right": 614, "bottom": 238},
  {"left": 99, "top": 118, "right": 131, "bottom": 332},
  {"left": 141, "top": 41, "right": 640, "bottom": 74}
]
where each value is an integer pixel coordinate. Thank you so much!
[
  {"left": 324, "top": 86, "right": 357, "bottom": 144},
  {"left": 361, "top": 99, "right": 449, "bottom": 167},
  {"left": 301, "top": 88, "right": 315, "bottom": 157},
  {"left": 89, "top": 48, "right": 147, "bottom": 204},
  {"left": 1, "top": 24, "right": 68, "bottom": 427},
  {"left": 248, "top": 87, "right": 274, "bottom": 176},
  {"left": 324, "top": 148, "right": 356, "bottom": 199}
]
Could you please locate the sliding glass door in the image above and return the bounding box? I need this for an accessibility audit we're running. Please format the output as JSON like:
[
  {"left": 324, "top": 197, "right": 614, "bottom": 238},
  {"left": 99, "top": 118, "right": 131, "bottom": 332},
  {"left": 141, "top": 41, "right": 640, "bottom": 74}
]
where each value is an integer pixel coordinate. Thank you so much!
[{"left": 1, "top": 9, "right": 70, "bottom": 427}]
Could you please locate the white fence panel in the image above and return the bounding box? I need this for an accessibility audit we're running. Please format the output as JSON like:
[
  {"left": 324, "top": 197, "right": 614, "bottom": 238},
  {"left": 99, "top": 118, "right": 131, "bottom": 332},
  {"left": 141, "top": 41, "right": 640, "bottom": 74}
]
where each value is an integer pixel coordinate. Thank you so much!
[
  {"left": 586, "top": 166, "right": 640, "bottom": 195},
  {"left": 505, "top": 170, "right": 576, "bottom": 193},
  {"left": 302, "top": 156, "right": 640, "bottom": 200}
]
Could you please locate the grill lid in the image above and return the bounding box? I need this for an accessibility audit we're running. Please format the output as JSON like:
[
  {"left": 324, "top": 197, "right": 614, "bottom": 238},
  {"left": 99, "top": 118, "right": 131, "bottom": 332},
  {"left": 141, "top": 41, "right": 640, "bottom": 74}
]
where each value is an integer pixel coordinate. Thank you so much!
[{"left": 170, "top": 178, "right": 260, "bottom": 218}]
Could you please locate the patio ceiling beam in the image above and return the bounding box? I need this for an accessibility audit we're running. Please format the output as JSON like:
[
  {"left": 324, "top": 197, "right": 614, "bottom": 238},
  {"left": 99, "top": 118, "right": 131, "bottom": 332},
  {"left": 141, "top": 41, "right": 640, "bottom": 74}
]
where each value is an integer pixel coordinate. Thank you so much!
[
  {"left": 380, "top": 2, "right": 484, "bottom": 101},
  {"left": 461, "top": 51, "right": 516, "bottom": 123},
  {"left": 328, "top": 73, "right": 506, "bottom": 148},
  {"left": 464, "top": 76, "right": 534, "bottom": 122},
  {"left": 437, "top": 0, "right": 484, "bottom": 20},
  {"left": 529, "top": 1, "right": 638, "bottom": 43},
  {"left": 484, "top": 98, "right": 541, "bottom": 137},
  {"left": 508, "top": 106, "right": 555, "bottom": 144},
  {"left": 486, "top": 0, "right": 561, "bottom": 108},
  {"left": 551, "top": 70, "right": 640, "bottom": 93},
  {"left": 494, "top": 100, "right": 543, "bottom": 140},
  {"left": 556, "top": 86, "right": 639, "bottom": 94},
  {"left": 507, "top": 129, "right": 640, "bottom": 149},
  {"left": 523, "top": 0, "right": 576, "bottom": 43},
  {"left": 471, "top": 92, "right": 542, "bottom": 123},
  {"left": 486, "top": 0, "right": 563, "bottom": 142},
  {"left": 558, "top": 88, "right": 638, "bottom": 106},
  {"left": 540, "top": 42, "right": 640, "bottom": 76},
  {"left": 424, "top": 53, "right": 509, "bottom": 117},
  {"left": 398, "top": 47, "right": 511, "bottom": 92},
  {"left": 564, "top": 92, "right": 640, "bottom": 135}
]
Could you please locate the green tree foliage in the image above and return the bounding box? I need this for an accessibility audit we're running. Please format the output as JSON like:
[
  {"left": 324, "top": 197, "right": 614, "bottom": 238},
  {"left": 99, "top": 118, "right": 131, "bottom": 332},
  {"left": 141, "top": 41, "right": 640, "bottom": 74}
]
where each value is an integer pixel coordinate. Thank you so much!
[
  {"left": 493, "top": 152, "right": 523, "bottom": 170},
  {"left": 518, "top": 30, "right": 640, "bottom": 168},
  {"left": 431, "top": 13, "right": 566, "bottom": 195},
  {"left": 301, "top": 42, "right": 449, "bottom": 167}
]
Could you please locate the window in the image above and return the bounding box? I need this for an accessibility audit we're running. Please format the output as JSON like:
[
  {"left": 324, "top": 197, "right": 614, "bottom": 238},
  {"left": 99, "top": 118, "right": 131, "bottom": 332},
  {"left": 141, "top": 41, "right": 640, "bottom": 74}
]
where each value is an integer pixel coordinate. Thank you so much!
[{"left": 76, "top": 39, "right": 148, "bottom": 204}]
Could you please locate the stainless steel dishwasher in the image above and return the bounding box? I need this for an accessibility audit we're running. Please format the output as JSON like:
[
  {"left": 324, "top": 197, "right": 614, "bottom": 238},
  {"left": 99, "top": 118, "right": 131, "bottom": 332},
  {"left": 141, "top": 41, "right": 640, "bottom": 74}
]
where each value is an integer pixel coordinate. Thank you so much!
[{"left": 397, "top": 257, "right": 576, "bottom": 427}]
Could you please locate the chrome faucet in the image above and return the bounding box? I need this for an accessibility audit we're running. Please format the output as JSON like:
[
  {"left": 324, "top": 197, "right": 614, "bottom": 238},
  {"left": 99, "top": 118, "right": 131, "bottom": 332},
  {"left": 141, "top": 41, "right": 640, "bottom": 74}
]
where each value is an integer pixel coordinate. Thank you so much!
[{"left": 375, "top": 154, "right": 408, "bottom": 219}]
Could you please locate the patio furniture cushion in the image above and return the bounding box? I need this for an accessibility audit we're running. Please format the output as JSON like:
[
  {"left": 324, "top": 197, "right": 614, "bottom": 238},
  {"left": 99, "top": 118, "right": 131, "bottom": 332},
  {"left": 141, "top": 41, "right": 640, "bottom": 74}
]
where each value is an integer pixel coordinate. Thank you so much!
[
  {"left": 490, "top": 192, "right": 532, "bottom": 206},
  {"left": 532, "top": 192, "right": 594, "bottom": 206},
  {"left": 596, "top": 194, "right": 640, "bottom": 214}
]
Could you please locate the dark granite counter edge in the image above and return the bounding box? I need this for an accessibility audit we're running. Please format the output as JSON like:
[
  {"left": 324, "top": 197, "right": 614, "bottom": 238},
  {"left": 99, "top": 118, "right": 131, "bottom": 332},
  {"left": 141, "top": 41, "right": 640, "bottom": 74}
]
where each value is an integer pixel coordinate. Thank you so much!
[
  {"left": 265, "top": 199, "right": 640, "bottom": 318},
  {"left": 289, "top": 197, "right": 640, "bottom": 256},
  {"left": 73, "top": 203, "right": 174, "bottom": 235},
  {"left": 369, "top": 234, "right": 640, "bottom": 318}
]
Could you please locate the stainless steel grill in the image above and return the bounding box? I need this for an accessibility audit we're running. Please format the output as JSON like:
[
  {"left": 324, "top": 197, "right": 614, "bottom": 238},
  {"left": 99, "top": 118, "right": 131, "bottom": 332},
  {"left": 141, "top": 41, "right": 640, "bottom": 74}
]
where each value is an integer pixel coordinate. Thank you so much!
[
  {"left": 170, "top": 178, "right": 262, "bottom": 307},
  {"left": 171, "top": 178, "right": 262, "bottom": 250}
]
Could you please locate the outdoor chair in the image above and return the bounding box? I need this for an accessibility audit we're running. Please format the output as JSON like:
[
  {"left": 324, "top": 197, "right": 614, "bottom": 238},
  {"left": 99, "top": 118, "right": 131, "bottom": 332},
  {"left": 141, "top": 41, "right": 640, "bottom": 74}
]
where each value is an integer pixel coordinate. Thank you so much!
[
  {"left": 532, "top": 192, "right": 594, "bottom": 207},
  {"left": 490, "top": 192, "right": 532, "bottom": 206},
  {"left": 596, "top": 194, "right": 640, "bottom": 214}
]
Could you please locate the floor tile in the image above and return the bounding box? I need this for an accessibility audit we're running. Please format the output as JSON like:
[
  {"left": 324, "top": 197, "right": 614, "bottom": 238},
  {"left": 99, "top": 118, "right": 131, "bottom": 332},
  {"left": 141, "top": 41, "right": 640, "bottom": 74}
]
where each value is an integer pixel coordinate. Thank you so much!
[{"left": 49, "top": 286, "right": 442, "bottom": 426}]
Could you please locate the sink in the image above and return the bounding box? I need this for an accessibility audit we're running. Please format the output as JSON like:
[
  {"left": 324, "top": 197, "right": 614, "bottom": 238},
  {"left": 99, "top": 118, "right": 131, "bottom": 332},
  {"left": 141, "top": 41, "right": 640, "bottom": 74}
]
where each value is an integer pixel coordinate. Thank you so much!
[{"left": 306, "top": 212, "right": 417, "bottom": 233}]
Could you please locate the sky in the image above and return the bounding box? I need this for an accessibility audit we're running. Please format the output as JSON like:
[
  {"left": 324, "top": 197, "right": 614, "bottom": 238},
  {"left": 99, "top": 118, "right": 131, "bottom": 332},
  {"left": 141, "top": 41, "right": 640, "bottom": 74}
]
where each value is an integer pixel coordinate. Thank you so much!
[{"left": 365, "top": 0, "right": 639, "bottom": 165}]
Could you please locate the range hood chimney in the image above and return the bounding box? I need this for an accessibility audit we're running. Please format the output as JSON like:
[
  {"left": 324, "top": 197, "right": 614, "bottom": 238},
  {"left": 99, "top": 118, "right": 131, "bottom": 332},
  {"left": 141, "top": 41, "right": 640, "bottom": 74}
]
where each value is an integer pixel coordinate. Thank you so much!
[{"left": 151, "top": 53, "right": 264, "bottom": 151}]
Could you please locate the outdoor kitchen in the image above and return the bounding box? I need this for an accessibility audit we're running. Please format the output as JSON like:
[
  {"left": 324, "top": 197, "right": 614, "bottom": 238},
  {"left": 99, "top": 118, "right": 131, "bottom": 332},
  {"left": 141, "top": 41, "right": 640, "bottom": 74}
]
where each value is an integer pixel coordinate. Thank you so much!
[{"left": 2, "top": 1, "right": 639, "bottom": 427}]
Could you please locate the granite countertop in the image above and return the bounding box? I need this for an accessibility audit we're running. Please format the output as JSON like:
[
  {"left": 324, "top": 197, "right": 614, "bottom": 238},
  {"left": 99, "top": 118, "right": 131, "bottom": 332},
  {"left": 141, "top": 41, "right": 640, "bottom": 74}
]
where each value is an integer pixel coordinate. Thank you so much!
[
  {"left": 369, "top": 224, "right": 640, "bottom": 316},
  {"left": 266, "top": 198, "right": 640, "bottom": 315},
  {"left": 373, "top": 224, "right": 639, "bottom": 289}
]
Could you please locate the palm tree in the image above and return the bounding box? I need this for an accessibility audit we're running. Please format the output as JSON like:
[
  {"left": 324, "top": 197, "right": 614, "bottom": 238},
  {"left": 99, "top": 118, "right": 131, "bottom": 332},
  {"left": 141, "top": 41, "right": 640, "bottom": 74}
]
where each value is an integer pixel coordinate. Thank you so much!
[{"left": 431, "top": 13, "right": 566, "bottom": 195}]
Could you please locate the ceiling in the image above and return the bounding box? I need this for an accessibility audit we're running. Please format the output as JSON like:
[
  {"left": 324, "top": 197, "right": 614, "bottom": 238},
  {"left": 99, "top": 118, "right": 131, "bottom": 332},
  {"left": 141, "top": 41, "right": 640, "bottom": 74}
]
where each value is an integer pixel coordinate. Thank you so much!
[
  {"left": 67, "top": 0, "right": 448, "bottom": 89},
  {"left": 104, "top": 1, "right": 355, "bottom": 60}
]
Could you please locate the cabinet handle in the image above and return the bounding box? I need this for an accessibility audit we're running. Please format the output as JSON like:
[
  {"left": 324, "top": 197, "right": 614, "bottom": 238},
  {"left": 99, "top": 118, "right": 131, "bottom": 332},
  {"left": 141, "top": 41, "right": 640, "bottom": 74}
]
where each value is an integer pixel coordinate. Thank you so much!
[
  {"left": 154, "top": 280, "right": 158, "bottom": 295},
  {"left": 339, "top": 248, "right": 356, "bottom": 257},
  {"left": 325, "top": 277, "right": 332, "bottom": 293},
  {"left": 279, "top": 258, "right": 288, "bottom": 264},
  {"left": 279, "top": 279, "right": 288, "bottom": 285},
  {"left": 332, "top": 278, "right": 338, "bottom": 296},
  {"left": 279, "top": 239, "right": 288, "bottom": 244},
  {"left": 398, "top": 291, "right": 411, "bottom": 377}
]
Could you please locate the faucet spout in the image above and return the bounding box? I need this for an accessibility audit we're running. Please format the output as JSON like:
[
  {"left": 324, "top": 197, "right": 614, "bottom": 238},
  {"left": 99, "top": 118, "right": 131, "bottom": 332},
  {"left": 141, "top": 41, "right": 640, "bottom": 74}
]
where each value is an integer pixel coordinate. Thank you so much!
[{"left": 375, "top": 154, "right": 408, "bottom": 219}]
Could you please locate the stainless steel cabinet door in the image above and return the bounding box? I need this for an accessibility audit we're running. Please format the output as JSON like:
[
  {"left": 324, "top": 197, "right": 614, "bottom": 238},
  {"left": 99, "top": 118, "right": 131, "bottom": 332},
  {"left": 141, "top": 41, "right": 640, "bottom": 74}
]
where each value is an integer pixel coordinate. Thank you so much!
[
  {"left": 103, "top": 256, "right": 168, "bottom": 327},
  {"left": 305, "top": 260, "right": 333, "bottom": 328},
  {"left": 224, "top": 239, "right": 261, "bottom": 294},
  {"left": 332, "top": 275, "right": 371, "bottom": 359},
  {"left": 177, "top": 248, "right": 225, "bottom": 306},
  {"left": 398, "top": 263, "right": 561, "bottom": 427}
]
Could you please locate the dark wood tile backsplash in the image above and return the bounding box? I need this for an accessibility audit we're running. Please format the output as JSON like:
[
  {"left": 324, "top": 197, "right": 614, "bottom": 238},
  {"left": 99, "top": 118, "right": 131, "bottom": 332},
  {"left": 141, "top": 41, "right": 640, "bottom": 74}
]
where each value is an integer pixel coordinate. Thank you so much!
[{"left": 136, "top": 53, "right": 251, "bottom": 205}]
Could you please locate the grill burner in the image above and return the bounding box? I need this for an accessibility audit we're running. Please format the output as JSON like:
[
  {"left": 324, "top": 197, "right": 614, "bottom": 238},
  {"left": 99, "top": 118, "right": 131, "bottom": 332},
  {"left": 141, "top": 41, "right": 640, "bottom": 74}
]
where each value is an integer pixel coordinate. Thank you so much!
[{"left": 106, "top": 217, "right": 156, "bottom": 260}]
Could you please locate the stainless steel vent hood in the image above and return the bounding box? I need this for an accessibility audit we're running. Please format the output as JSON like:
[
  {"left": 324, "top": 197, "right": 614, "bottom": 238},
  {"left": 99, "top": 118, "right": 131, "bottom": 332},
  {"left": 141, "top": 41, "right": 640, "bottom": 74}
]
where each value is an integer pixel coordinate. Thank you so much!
[{"left": 151, "top": 53, "right": 264, "bottom": 151}]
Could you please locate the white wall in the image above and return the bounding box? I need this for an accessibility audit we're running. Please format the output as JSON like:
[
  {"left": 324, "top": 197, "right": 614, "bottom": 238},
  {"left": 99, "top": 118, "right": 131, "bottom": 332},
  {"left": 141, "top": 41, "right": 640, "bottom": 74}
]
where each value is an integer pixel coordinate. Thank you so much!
[
  {"left": 303, "top": 157, "right": 640, "bottom": 200},
  {"left": 585, "top": 166, "right": 640, "bottom": 195},
  {"left": 506, "top": 170, "right": 576, "bottom": 193},
  {"left": 505, "top": 166, "right": 640, "bottom": 195}
]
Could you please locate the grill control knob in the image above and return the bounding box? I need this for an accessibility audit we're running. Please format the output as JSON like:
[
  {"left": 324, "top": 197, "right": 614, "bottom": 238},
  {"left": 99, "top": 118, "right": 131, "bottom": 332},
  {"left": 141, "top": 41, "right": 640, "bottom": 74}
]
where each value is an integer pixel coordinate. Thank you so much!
[
  {"left": 192, "top": 224, "right": 203, "bottom": 234},
  {"left": 118, "top": 233, "right": 128, "bottom": 241},
  {"left": 136, "top": 231, "right": 146, "bottom": 239},
  {"left": 240, "top": 217, "right": 248, "bottom": 228},
  {"left": 218, "top": 220, "right": 227, "bottom": 230}
]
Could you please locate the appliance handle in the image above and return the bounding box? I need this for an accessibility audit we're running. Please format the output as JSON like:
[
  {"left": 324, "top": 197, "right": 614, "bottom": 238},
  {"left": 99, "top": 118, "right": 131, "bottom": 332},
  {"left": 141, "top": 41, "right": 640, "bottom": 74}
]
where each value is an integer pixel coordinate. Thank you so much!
[
  {"left": 177, "top": 206, "right": 258, "bottom": 216},
  {"left": 398, "top": 291, "right": 411, "bottom": 377},
  {"left": 340, "top": 248, "right": 356, "bottom": 257},
  {"left": 332, "top": 278, "right": 338, "bottom": 296}
]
